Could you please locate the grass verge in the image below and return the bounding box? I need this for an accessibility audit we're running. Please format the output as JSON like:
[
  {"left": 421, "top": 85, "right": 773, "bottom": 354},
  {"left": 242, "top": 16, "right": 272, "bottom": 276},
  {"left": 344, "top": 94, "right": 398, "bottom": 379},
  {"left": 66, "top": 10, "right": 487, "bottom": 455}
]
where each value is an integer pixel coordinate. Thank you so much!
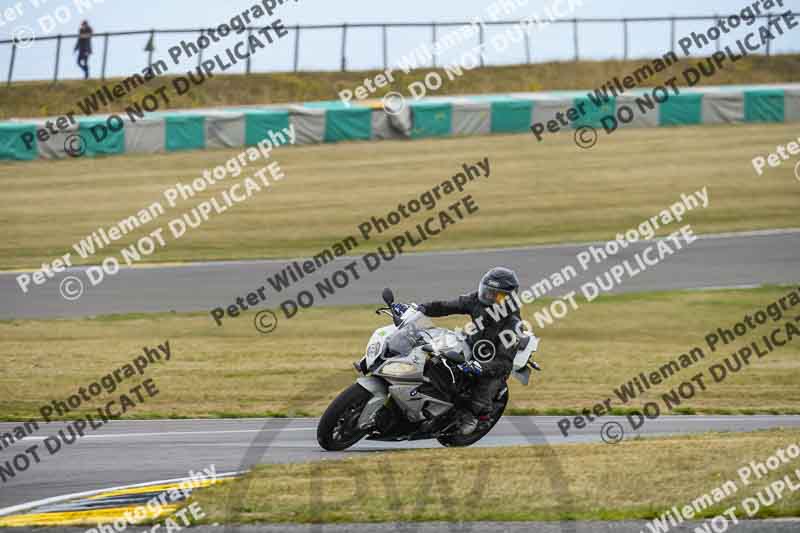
[
  {"left": 2, "top": 55, "right": 798, "bottom": 119},
  {"left": 0, "top": 285, "right": 798, "bottom": 420},
  {"left": 192, "top": 428, "right": 800, "bottom": 523},
  {"left": 1, "top": 122, "right": 799, "bottom": 269}
]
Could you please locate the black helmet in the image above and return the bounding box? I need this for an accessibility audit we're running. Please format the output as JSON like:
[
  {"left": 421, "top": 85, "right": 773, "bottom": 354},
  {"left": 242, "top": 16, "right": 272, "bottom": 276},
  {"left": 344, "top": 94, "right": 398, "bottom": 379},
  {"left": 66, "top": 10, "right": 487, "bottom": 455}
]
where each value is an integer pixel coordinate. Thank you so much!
[{"left": 477, "top": 267, "right": 519, "bottom": 306}]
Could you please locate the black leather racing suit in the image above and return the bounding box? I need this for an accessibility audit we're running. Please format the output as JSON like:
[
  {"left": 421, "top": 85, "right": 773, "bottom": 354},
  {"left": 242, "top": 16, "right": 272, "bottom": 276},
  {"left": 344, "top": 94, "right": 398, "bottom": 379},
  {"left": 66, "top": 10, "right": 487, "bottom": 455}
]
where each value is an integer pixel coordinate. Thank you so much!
[{"left": 420, "top": 291, "right": 522, "bottom": 416}]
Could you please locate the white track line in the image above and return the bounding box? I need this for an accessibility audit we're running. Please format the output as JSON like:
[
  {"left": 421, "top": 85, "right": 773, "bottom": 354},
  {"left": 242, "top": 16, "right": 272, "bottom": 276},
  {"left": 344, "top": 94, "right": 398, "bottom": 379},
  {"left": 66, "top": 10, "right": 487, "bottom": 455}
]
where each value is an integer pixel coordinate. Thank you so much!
[
  {"left": 0, "top": 417, "right": 317, "bottom": 427},
  {"left": 16, "top": 427, "right": 315, "bottom": 443},
  {"left": 3, "top": 416, "right": 798, "bottom": 516},
  {"left": 0, "top": 471, "right": 245, "bottom": 517},
  {"left": 11, "top": 416, "right": 798, "bottom": 445}
]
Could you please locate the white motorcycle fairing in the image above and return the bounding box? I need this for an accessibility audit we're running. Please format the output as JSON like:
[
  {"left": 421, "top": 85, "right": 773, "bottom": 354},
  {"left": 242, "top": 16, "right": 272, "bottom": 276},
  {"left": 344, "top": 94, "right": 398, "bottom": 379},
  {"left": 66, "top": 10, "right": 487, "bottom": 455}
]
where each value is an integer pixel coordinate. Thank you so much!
[
  {"left": 364, "top": 324, "right": 396, "bottom": 368},
  {"left": 317, "top": 290, "right": 544, "bottom": 451},
  {"left": 351, "top": 304, "right": 540, "bottom": 432}
]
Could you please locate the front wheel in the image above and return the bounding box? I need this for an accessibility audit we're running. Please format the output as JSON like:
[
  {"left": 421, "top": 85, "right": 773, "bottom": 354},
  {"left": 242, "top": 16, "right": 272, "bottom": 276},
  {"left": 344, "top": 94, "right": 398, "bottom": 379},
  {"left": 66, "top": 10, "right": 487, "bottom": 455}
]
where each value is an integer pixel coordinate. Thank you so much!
[
  {"left": 317, "top": 383, "right": 373, "bottom": 451},
  {"left": 437, "top": 388, "right": 508, "bottom": 448}
]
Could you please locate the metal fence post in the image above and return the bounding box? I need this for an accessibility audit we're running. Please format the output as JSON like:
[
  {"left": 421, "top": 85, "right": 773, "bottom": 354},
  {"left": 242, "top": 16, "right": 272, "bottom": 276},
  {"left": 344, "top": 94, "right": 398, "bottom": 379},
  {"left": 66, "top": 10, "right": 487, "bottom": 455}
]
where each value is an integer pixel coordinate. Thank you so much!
[
  {"left": 7, "top": 42, "right": 17, "bottom": 86},
  {"left": 479, "top": 23, "right": 485, "bottom": 67},
  {"left": 246, "top": 28, "right": 252, "bottom": 74},
  {"left": 623, "top": 19, "right": 628, "bottom": 60},
  {"left": 147, "top": 29, "right": 155, "bottom": 69},
  {"left": 7, "top": 14, "right": 800, "bottom": 80},
  {"left": 340, "top": 23, "right": 348, "bottom": 71},
  {"left": 432, "top": 23, "right": 437, "bottom": 67},
  {"left": 53, "top": 34, "right": 62, "bottom": 83},
  {"left": 573, "top": 18, "right": 579, "bottom": 61},
  {"left": 293, "top": 25, "right": 300, "bottom": 72},
  {"left": 670, "top": 17, "right": 675, "bottom": 55},
  {"left": 101, "top": 33, "right": 109, "bottom": 80},
  {"left": 198, "top": 30, "right": 204, "bottom": 69},
  {"left": 382, "top": 25, "right": 388, "bottom": 70},
  {"left": 766, "top": 13, "right": 772, "bottom": 56},
  {"left": 524, "top": 28, "right": 531, "bottom": 64}
]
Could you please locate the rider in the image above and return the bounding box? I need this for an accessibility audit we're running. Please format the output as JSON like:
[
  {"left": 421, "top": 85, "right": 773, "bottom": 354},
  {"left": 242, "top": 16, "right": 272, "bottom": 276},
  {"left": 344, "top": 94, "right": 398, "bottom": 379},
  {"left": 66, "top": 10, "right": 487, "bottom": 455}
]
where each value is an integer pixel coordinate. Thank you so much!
[{"left": 416, "top": 267, "right": 524, "bottom": 435}]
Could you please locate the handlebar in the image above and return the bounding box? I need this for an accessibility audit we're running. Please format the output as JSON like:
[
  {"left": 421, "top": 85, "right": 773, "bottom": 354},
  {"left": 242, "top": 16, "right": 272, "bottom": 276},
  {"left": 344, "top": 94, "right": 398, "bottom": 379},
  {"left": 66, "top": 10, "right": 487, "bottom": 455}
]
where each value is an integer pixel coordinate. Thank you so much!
[{"left": 375, "top": 305, "right": 402, "bottom": 326}]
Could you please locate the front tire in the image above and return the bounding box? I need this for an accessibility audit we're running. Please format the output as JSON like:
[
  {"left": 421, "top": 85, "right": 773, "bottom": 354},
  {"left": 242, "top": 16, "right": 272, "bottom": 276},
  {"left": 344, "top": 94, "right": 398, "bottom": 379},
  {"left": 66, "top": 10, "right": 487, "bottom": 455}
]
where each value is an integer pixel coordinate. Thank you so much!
[
  {"left": 437, "top": 388, "right": 508, "bottom": 448},
  {"left": 317, "top": 384, "right": 373, "bottom": 451}
]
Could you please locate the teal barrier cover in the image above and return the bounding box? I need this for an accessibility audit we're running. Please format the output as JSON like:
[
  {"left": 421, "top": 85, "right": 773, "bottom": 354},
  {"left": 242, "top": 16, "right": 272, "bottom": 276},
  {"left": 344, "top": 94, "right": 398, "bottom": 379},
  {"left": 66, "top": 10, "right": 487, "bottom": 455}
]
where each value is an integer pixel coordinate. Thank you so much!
[
  {"left": 0, "top": 124, "right": 38, "bottom": 161},
  {"left": 744, "top": 89, "right": 785, "bottom": 123},
  {"left": 165, "top": 115, "right": 206, "bottom": 152},
  {"left": 659, "top": 94, "right": 703, "bottom": 126},
  {"left": 573, "top": 96, "right": 616, "bottom": 129},
  {"left": 491, "top": 99, "right": 534, "bottom": 133},
  {"left": 79, "top": 118, "right": 125, "bottom": 156},
  {"left": 410, "top": 102, "right": 452, "bottom": 138},
  {"left": 244, "top": 110, "right": 290, "bottom": 146},
  {"left": 324, "top": 107, "right": 372, "bottom": 142}
]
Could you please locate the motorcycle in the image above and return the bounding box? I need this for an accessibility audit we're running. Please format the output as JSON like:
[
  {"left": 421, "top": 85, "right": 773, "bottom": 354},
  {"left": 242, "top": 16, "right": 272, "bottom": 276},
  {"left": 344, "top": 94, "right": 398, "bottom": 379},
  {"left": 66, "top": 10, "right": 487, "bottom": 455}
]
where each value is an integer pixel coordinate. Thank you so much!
[{"left": 316, "top": 288, "right": 541, "bottom": 451}]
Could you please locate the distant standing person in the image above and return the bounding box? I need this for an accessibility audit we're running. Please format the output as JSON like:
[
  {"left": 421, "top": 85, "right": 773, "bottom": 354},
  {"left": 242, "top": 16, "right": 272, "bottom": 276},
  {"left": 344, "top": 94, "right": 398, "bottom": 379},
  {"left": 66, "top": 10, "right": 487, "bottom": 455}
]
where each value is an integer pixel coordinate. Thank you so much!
[{"left": 75, "top": 20, "right": 93, "bottom": 79}]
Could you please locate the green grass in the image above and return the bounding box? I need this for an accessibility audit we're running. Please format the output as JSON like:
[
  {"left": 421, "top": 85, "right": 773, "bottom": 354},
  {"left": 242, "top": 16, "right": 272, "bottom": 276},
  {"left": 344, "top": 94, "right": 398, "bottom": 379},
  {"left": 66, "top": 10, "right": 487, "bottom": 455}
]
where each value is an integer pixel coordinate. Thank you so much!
[
  {"left": 1, "top": 285, "right": 798, "bottom": 421},
  {"left": 1, "top": 122, "right": 799, "bottom": 270},
  {"left": 192, "top": 428, "right": 800, "bottom": 523},
  {"left": 1, "top": 55, "right": 798, "bottom": 119}
]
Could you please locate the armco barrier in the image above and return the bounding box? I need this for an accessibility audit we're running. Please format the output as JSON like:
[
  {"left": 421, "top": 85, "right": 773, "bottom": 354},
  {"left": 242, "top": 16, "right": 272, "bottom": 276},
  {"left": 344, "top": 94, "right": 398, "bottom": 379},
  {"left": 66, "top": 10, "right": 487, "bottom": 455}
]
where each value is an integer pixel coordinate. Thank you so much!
[{"left": 1, "top": 83, "right": 799, "bottom": 161}]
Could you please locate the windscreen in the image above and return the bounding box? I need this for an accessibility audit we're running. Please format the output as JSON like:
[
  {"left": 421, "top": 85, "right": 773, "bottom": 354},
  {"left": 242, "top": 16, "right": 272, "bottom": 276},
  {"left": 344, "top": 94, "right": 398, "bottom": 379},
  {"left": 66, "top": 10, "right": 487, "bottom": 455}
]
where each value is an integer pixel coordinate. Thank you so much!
[{"left": 385, "top": 322, "right": 422, "bottom": 357}]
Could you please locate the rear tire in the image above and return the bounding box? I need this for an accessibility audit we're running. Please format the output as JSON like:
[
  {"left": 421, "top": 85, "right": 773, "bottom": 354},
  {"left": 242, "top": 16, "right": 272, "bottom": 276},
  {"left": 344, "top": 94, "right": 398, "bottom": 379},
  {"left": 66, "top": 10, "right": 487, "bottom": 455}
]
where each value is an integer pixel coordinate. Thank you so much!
[
  {"left": 317, "top": 384, "right": 373, "bottom": 451},
  {"left": 437, "top": 388, "right": 508, "bottom": 448}
]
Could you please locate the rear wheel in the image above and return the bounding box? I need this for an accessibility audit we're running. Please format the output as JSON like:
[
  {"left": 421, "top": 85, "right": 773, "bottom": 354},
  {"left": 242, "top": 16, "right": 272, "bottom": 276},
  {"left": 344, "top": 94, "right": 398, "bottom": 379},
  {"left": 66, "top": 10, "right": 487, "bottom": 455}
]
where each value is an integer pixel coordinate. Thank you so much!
[
  {"left": 437, "top": 388, "right": 508, "bottom": 448},
  {"left": 317, "top": 384, "right": 373, "bottom": 451}
]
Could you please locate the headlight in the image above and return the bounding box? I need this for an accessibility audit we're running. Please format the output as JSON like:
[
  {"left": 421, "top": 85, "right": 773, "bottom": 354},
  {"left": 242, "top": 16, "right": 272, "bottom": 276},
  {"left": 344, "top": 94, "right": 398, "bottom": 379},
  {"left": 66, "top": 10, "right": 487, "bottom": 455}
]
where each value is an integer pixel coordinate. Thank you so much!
[
  {"left": 380, "top": 362, "right": 417, "bottom": 377},
  {"left": 366, "top": 342, "right": 382, "bottom": 358}
]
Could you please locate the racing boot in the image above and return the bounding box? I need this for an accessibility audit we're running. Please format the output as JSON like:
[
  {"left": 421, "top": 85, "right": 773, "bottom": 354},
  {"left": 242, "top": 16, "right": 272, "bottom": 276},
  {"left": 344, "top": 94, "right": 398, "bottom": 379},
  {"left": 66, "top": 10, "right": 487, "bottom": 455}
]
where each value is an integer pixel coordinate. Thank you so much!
[{"left": 458, "top": 411, "right": 478, "bottom": 435}]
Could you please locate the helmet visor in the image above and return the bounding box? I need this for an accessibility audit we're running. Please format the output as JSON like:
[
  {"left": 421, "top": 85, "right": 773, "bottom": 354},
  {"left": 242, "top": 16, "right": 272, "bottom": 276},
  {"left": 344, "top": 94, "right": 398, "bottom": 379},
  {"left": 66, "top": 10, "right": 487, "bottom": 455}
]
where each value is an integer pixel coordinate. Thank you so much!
[{"left": 478, "top": 285, "right": 511, "bottom": 305}]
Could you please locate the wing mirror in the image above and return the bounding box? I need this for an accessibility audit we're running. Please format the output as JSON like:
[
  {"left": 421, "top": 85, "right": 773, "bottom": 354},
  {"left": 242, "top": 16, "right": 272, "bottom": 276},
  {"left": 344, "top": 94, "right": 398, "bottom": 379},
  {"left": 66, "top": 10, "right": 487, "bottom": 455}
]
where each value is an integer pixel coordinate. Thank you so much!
[{"left": 382, "top": 287, "right": 395, "bottom": 306}]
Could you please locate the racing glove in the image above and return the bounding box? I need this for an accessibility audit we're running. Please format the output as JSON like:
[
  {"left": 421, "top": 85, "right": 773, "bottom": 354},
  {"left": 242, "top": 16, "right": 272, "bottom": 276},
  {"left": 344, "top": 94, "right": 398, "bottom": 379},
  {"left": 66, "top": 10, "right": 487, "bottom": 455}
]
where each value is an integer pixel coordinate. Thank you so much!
[
  {"left": 458, "top": 360, "right": 483, "bottom": 377},
  {"left": 391, "top": 303, "right": 410, "bottom": 316}
]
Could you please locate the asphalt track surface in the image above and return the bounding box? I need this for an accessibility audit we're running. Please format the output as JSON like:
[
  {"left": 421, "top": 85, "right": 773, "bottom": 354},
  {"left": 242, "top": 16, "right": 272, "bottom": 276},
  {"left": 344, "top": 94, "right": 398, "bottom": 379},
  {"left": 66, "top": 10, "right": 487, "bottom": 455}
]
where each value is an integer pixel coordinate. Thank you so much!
[
  {"left": 2, "top": 230, "right": 800, "bottom": 527},
  {"left": 2, "top": 228, "right": 799, "bottom": 320},
  {"left": 2, "top": 415, "right": 800, "bottom": 510}
]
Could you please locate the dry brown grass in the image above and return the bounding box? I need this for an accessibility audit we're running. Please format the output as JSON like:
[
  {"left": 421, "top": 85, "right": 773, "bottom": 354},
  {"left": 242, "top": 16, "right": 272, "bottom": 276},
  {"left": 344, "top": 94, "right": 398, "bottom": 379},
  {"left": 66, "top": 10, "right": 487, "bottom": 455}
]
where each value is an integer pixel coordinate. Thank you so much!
[
  {"left": 1, "top": 55, "right": 798, "bottom": 119},
  {"left": 193, "top": 428, "right": 800, "bottom": 522},
  {"left": 0, "top": 122, "right": 798, "bottom": 270},
  {"left": 1, "top": 286, "right": 798, "bottom": 420}
]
